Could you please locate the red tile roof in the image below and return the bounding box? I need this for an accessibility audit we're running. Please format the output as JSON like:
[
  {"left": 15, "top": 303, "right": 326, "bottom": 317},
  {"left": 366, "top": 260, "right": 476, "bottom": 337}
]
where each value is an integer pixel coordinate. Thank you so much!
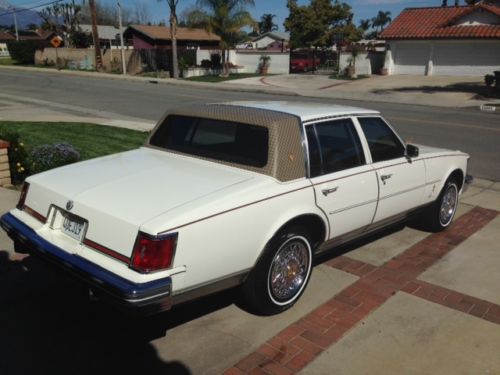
[{"left": 380, "top": 4, "right": 500, "bottom": 40}]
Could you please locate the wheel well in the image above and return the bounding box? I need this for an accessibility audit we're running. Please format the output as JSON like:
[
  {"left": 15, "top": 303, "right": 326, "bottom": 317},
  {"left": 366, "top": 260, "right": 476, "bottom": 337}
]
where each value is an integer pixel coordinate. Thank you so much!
[
  {"left": 277, "top": 215, "right": 326, "bottom": 251},
  {"left": 448, "top": 169, "right": 464, "bottom": 191}
]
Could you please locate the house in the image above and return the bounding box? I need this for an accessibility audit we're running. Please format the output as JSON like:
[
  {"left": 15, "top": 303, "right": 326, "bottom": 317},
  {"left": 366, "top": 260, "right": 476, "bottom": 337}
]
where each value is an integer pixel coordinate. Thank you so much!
[
  {"left": 123, "top": 24, "right": 220, "bottom": 50},
  {"left": 16, "top": 29, "right": 55, "bottom": 42},
  {"left": 0, "top": 31, "right": 14, "bottom": 57},
  {"left": 380, "top": 2, "right": 500, "bottom": 76},
  {"left": 79, "top": 24, "right": 127, "bottom": 48},
  {"left": 252, "top": 31, "right": 289, "bottom": 51}
]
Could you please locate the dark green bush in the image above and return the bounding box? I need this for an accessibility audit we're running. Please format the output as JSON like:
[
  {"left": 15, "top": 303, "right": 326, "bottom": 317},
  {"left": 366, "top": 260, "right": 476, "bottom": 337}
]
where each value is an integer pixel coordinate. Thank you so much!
[
  {"left": 6, "top": 40, "right": 45, "bottom": 64},
  {"left": 0, "top": 128, "right": 30, "bottom": 185},
  {"left": 30, "top": 143, "right": 80, "bottom": 175},
  {"left": 201, "top": 59, "right": 212, "bottom": 68}
]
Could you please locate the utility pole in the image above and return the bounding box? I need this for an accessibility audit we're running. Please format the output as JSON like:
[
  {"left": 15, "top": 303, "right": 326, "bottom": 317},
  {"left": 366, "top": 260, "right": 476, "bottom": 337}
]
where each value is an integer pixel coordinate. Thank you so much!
[
  {"left": 117, "top": 1, "right": 126, "bottom": 75},
  {"left": 88, "top": 0, "right": 103, "bottom": 71},
  {"left": 11, "top": 7, "right": 19, "bottom": 40}
]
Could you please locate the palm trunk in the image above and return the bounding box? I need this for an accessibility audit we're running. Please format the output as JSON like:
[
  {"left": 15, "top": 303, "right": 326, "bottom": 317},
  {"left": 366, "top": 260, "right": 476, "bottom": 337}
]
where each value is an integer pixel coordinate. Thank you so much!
[{"left": 170, "top": 10, "right": 179, "bottom": 78}]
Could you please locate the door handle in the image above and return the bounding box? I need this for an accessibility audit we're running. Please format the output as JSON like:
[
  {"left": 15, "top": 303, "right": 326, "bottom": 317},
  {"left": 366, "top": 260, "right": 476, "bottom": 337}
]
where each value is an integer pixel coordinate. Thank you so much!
[
  {"left": 380, "top": 174, "right": 393, "bottom": 184},
  {"left": 322, "top": 187, "right": 338, "bottom": 196}
]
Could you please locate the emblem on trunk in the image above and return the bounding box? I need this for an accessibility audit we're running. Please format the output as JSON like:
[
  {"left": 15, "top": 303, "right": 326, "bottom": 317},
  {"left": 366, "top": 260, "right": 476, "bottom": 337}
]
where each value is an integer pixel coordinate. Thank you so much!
[{"left": 66, "top": 200, "right": 74, "bottom": 211}]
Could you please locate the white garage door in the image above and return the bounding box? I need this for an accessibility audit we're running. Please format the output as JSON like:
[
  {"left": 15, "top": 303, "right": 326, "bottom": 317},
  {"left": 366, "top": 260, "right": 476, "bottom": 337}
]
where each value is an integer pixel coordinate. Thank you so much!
[
  {"left": 393, "top": 42, "right": 428, "bottom": 75},
  {"left": 433, "top": 41, "right": 500, "bottom": 76}
]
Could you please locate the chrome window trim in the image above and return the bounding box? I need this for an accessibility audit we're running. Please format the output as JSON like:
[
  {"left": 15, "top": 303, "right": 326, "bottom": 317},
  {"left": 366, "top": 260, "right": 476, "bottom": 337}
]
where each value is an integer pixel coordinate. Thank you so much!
[
  {"left": 304, "top": 117, "right": 367, "bottom": 178},
  {"left": 356, "top": 115, "right": 407, "bottom": 162}
]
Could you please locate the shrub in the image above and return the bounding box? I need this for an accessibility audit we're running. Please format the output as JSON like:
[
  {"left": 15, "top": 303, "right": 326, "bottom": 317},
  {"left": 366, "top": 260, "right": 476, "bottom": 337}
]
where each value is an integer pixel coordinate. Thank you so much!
[
  {"left": 210, "top": 53, "right": 222, "bottom": 69},
  {"left": 6, "top": 40, "right": 45, "bottom": 64},
  {"left": 201, "top": 59, "right": 212, "bottom": 68},
  {"left": 30, "top": 143, "right": 80, "bottom": 175},
  {"left": 0, "top": 128, "right": 30, "bottom": 185}
]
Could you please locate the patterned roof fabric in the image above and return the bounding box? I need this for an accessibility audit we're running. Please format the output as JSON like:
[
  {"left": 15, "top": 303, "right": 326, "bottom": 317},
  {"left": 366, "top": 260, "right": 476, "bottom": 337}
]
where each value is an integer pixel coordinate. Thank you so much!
[
  {"left": 380, "top": 4, "right": 500, "bottom": 39},
  {"left": 127, "top": 24, "right": 221, "bottom": 42},
  {"left": 147, "top": 104, "right": 306, "bottom": 182}
]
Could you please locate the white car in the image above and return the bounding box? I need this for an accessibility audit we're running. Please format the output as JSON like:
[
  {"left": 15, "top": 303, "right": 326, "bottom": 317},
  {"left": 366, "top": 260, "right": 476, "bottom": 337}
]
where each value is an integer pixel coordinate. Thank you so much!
[{"left": 0, "top": 102, "right": 472, "bottom": 315}]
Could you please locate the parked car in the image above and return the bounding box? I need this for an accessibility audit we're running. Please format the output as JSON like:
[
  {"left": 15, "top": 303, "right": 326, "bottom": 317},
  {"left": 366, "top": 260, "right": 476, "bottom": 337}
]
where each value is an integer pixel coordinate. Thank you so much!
[
  {"left": 0, "top": 102, "right": 472, "bottom": 315},
  {"left": 290, "top": 53, "right": 320, "bottom": 73}
]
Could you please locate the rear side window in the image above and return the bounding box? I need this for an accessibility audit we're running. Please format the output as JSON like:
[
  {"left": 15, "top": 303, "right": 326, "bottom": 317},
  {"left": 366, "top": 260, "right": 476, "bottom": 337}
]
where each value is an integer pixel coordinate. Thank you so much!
[
  {"left": 358, "top": 117, "right": 405, "bottom": 162},
  {"left": 306, "top": 118, "right": 365, "bottom": 177},
  {"left": 149, "top": 115, "right": 269, "bottom": 167}
]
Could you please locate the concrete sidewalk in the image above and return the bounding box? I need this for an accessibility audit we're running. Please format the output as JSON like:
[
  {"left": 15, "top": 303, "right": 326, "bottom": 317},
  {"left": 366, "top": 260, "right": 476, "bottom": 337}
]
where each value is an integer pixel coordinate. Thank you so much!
[{"left": 1, "top": 179, "right": 500, "bottom": 374}]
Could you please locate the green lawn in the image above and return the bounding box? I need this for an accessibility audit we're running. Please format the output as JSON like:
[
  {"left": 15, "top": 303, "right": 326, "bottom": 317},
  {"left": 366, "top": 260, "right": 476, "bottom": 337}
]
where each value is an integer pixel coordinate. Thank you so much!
[
  {"left": 0, "top": 58, "right": 15, "bottom": 65},
  {"left": 185, "top": 73, "right": 266, "bottom": 83},
  {"left": 0, "top": 122, "right": 149, "bottom": 161}
]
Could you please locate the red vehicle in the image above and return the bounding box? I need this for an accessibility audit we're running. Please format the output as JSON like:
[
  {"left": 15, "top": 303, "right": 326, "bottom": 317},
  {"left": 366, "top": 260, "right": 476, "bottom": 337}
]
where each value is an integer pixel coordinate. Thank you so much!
[{"left": 290, "top": 53, "right": 320, "bottom": 73}]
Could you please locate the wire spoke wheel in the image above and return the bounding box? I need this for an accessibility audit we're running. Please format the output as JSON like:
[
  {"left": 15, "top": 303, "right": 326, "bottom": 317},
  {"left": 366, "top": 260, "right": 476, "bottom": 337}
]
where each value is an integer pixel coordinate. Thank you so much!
[
  {"left": 439, "top": 183, "right": 458, "bottom": 226},
  {"left": 268, "top": 238, "right": 310, "bottom": 303}
]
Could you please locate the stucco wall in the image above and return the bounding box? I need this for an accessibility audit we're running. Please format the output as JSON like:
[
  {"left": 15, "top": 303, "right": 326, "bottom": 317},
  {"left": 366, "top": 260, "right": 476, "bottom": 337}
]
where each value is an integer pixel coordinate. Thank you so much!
[
  {"left": 197, "top": 49, "right": 290, "bottom": 74},
  {"left": 338, "top": 52, "right": 373, "bottom": 75},
  {"left": 0, "top": 43, "right": 9, "bottom": 57},
  {"left": 35, "top": 48, "right": 138, "bottom": 73},
  {"left": 387, "top": 40, "right": 500, "bottom": 76}
]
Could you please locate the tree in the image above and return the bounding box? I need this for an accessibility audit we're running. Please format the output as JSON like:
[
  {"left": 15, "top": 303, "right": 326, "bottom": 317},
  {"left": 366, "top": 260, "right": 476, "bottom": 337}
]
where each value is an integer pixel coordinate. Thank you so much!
[
  {"left": 259, "top": 13, "right": 278, "bottom": 33},
  {"left": 134, "top": 1, "right": 152, "bottom": 24},
  {"left": 165, "top": 0, "right": 179, "bottom": 79},
  {"left": 39, "top": 0, "right": 82, "bottom": 47},
  {"left": 284, "top": 0, "right": 360, "bottom": 50},
  {"left": 79, "top": 2, "right": 133, "bottom": 25},
  {"left": 358, "top": 19, "right": 371, "bottom": 33},
  {"left": 186, "top": 0, "right": 255, "bottom": 76},
  {"left": 371, "top": 10, "right": 391, "bottom": 35}
]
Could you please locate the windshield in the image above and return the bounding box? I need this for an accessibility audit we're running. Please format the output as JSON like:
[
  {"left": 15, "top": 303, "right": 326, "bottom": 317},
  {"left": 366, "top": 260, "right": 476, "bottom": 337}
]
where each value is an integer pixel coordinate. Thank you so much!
[{"left": 149, "top": 115, "right": 269, "bottom": 168}]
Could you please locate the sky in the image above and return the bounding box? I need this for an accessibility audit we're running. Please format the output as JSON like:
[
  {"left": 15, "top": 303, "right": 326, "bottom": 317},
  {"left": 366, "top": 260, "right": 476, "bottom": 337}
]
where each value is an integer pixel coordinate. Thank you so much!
[{"left": 6, "top": 0, "right": 442, "bottom": 30}]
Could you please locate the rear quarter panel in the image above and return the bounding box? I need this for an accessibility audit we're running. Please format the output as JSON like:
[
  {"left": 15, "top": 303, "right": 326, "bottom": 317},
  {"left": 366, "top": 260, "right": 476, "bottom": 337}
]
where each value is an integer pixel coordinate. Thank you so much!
[{"left": 143, "top": 179, "right": 327, "bottom": 294}]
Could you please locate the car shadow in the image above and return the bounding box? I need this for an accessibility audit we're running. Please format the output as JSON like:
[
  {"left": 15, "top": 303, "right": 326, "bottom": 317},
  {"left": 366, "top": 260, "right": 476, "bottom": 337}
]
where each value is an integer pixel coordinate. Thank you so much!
[
  {"left": 371, "top": 82, "right": 498, "bottom": 100},
  {"left": 314, "top": 221, "right": 410, "bottom": 265},
  {"left": 0, "top": 220, "right": 427, "bottom": 373},
  {"left": 0, "top": 251, "right": 193, "bottom": 375}
]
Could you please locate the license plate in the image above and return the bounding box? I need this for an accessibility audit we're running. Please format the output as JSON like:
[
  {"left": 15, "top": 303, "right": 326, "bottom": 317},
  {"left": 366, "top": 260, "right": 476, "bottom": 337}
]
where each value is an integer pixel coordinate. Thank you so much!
[{"left": 61, "top": 213, "right": 86, "bottom": 242}]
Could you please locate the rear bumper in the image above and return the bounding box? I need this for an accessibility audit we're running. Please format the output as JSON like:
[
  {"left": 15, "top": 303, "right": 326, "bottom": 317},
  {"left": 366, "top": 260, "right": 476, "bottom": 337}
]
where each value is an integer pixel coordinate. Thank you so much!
[{"left": 0, "top": 212, "right": 172, "bottom": 315}]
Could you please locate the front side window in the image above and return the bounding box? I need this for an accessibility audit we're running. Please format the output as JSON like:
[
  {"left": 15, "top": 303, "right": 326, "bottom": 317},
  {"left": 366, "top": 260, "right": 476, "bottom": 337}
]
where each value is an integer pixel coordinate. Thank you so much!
[
  {"left": 358, "top": 117, "right": 405, "bottom": 162},
  {"left": 306, "top": 118, "right": 365, "bottom": 177},
  {"left": 149, "top": 115, "right": 269, "bottom": 167}
]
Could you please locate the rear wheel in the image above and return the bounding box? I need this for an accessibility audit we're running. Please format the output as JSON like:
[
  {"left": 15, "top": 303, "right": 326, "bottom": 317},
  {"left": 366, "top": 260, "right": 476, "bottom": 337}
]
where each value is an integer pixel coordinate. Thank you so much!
[
  {"left": 243, "top": 229, "right": 312, "bottom": 315},
  {"left": 423, "top": 179, "right": 459, "bottom": 232}
]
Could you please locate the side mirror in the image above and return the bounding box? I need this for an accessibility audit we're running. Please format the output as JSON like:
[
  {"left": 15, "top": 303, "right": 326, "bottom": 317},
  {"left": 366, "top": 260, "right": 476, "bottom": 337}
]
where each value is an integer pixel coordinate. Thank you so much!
[{"left": 406, "top": 144, "right": 419, "bottom": 158}]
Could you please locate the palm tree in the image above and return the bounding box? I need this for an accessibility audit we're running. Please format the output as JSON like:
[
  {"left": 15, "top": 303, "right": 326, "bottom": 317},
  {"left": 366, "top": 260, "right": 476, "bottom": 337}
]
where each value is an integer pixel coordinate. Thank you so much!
[
  {"left": 189, "top": 0, "right": 255, "bottom": 76},
  {"left": 165, "top": 0, "right": 180, "bottom": 79},
  {"left": 358, "top": 18, "right": 371, "bottom": 38},
  {"left": 371, "top": 10, "right": 392, "bottom": 35},
  {"left": 259, "top": 13, "right": 278, "bottom": 33}
]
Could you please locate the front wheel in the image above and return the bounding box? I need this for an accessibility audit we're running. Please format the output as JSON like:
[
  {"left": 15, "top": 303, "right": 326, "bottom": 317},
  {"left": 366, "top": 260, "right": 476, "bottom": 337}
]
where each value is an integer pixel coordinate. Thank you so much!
[
  {"left": 243, "top": 229, "right": 312, "bottom": 315},
  {"left": 423, "top": 180, "right": 459, "bottom": 232}
]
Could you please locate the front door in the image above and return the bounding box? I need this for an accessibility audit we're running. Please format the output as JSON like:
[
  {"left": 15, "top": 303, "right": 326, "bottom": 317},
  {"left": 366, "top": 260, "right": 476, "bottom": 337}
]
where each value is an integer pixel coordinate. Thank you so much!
[{"left": 356, "top": 116, "right": 426, "bottom": 223}]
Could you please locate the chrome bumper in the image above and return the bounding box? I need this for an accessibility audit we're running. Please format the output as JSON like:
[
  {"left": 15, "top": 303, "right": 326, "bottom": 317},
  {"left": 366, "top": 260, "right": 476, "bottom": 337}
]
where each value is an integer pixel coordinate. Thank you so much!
[{"left": 0, "top": 213, "right": 172, "bottom": 315}]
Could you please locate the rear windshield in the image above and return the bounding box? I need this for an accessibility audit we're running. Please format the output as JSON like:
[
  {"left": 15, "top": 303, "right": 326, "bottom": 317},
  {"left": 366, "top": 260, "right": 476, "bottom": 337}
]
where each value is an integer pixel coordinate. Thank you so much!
[{"left": 149, "top": 115, "right": 269, "bottom": 168}]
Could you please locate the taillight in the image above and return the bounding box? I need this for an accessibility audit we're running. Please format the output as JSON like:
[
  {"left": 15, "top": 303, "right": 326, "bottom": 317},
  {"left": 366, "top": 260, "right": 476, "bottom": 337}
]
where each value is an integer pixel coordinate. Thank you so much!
[
  {"left": 17, "top": 182, "right": 30, "bottom": 209},
  {"left": 130, "top": 232, "right": 177, "bottom": 273}
]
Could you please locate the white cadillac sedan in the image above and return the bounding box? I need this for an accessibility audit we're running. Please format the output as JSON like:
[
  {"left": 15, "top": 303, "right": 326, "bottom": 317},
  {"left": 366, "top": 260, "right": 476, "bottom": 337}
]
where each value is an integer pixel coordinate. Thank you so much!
[{"left": 0, "top": 102, "right": 472, "bottom": 315}]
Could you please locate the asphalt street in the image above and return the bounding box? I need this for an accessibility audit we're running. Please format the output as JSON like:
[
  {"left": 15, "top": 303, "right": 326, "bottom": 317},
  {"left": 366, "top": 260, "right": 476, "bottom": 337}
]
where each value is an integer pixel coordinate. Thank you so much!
[{"left": 0, "top": 69, "right": 498, "bottom": 180}]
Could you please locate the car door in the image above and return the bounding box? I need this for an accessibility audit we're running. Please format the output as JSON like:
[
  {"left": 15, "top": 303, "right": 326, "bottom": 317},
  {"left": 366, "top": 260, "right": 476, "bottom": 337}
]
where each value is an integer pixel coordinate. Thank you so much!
[
  {"left": 356, "top": 116, "right": 426, "bottom": 223},
  {"left": 306, "top": 118, "right": 378, "bottom": 240}
]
